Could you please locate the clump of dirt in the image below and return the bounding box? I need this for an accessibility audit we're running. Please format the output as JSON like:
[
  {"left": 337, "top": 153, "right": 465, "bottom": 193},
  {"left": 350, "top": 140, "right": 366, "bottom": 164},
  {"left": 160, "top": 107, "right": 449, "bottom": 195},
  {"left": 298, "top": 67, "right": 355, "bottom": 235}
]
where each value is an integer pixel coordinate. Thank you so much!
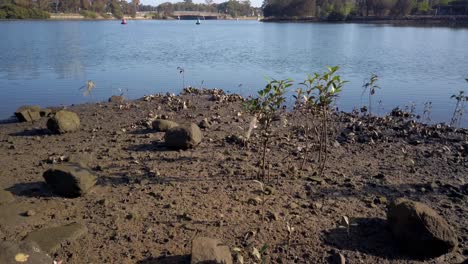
[{"left": 0, "top": 89, "right": 467, "bottom": 264}]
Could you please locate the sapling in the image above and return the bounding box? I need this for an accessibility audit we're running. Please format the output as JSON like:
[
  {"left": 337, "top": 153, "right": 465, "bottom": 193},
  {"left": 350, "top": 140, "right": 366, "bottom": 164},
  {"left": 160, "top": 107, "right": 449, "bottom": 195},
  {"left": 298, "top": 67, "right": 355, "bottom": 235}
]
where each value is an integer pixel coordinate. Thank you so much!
[
  {"left": 450, "top": 89, "right": 468, "bottom": 127},
  {"left": 244, "top": 78, "right": 292, "bottom": 181},
  {"left": 79, "top": 80, "right": 96, "bottom": 97},
  {"left": 177, "top": 66, "right": 185, "bottom": 89},
  {"left": 361, "top": 74, "right": 380, "bottom": 116},
  {"left": 295, "top": 66, "right": 346, "bottom": 177}
]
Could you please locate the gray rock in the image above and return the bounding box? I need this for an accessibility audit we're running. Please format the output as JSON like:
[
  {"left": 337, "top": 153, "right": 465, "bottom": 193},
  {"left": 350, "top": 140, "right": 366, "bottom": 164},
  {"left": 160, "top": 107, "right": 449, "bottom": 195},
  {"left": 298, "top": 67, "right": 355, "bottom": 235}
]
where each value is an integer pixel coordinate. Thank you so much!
[
  {"left": 0, "top": 241, "right": 52, "bottom": 264},
  {"left": 47, "top": 110, "right": 80, "bottom": 134},
  {"left": 108, "top": 95, "right": 125, "bottom": 103},
  {"left": 43, "top": 163, "right": 97, "bottom": 198},
  {"left": 152, "top": 119, "right": 179, "bottom": 132},
  {"left": 198, "top": 118, "right": 212, "bottom": 129},
  {"left": 24, "top": 222, "right": 87, "bottom": 254},
  {"left": 191, "top": 237, "right": 232, "bottom": 264},
  {"left": 0, "top": 189, "right": 15, "bottom": 205},
  {"left": 14, "top": 105, "right": 41, "bottom": 122},
  {"left": 165, "top": 123, "right": 202, "bottom": 149},
  {"left": 387, "top": 198, "right": 458, "bottom": 258}
]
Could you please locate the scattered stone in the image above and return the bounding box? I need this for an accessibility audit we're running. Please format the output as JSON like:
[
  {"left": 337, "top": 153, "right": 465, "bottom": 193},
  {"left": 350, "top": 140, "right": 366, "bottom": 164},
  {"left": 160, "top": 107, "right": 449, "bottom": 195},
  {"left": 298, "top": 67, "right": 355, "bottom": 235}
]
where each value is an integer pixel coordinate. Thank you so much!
[
  {"left": 108, "top": 95, "right": 125, "bottom": 103},
  {"left": 191, "top": 237, "right": 232, "bottom": 264},
  {"left": 24, "top": 210, "right": 36, "bottom": 217},
  {"left": 164, "top": 123, "right": 202, "bottom": 149},
  {"left": 43, "top": 163, "right": 97, "bottom": 198},
  {"left": 15, "top": 105, "right": 41, "bottom": 122},
  {"left": 24, "top": 222, "right": 87, "bottom": 254},
  {"left": 307, "top": 176, "right": 324, "bottom": 185},
  {"left": 0, "top": 241, "right": 52, "bottom": 264},
  {"left": 198, "top": 118, "right": 212, "bottom": 129},
  {"left": 267, "top": 210, "right": 280, "bottom": 221},
  {"left": 0, "top": 189, "right": 15, "bottom": 205},
  {"left": 152, "top": 119, "right": 179, "bottom": 132},
  {"left": 387, "top": 198, "right": 458, "bottom": 258},
  {"left": 46, "top": 110, "right": 80, "bottom": 134},
  {"left": 247, "top": 197, "right": 262, "bottom": 206}
]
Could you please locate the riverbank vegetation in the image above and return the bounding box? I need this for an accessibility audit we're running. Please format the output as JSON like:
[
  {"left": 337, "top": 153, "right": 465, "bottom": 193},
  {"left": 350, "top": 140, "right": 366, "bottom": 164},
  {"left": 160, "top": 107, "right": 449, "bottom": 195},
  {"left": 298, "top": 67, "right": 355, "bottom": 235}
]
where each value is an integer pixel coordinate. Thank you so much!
[
  {"left": 262, "top": 0, "right": 468, "bottom": 21},
  {"left": 0, "top": 3, "right": 50, "bottom": 19},
  {"left": 0, "top": 0, "right": 258, "bottom": 20}
]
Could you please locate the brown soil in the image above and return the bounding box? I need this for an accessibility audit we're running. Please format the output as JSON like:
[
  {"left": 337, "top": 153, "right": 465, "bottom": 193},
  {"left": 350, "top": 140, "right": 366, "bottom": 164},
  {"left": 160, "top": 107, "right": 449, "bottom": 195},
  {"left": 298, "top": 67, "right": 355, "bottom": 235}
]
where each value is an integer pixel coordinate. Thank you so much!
[{"left": 0, "top": 90, "right": 467, "bottom": 264}]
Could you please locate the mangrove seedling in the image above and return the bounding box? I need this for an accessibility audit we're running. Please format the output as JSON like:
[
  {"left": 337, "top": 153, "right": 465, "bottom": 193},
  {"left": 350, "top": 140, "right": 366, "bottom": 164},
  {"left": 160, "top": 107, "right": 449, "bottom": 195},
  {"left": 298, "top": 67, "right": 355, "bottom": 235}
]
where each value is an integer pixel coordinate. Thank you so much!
[
  {"left": 177, "top": 66, "right": 185, "bottom": 89},
  {"left": 362, "top": 74, "right": 380, "bottom": 116},
  {"left": 79, "top": 80, "right": 96, "bottom": 97},
  {"left": 244, "top": 78, "right": 292, "bottom": 181},
  {"left": 296, "top": 66, "right": 346, "bottom": 177},
  {"left": 450, "top": 89, "right": 468, "bottom": 127}
]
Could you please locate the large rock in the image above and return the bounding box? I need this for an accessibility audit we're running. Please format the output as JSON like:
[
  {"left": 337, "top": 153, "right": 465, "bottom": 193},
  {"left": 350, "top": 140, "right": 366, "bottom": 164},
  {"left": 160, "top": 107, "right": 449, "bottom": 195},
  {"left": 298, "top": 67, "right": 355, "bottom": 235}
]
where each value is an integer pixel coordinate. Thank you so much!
[
  {"left": 191, "top": 237, "right": 232, "bottom": 264},
  {"left": 47, "top": 110, "right": 80, "bottom": 134},
  {"left": 0, "top": 189, "right": 15, "bottom": 205},
  {"left": 24, "top": 222, "right": 87, "bottom": 254},
  {"left": 165, "top": 123, "right": 202, "bottom": 149},
  {"left": 14, "top": 105, "right": 41, "bottom": 122},
  {"left": 152, "top": 119, "right": 179, "bottom": 132},
  {"left": 108, "top": 95, "right": 125, "bottom": 103},
  {"left": 43, "top": 163, "right": 97, "bottom": 198},
  {"left": 387, "top": 198, "right": 458, "bottom": 258},
  {"left": 0, "top": 241, "right": 52, "bottom": 264}
]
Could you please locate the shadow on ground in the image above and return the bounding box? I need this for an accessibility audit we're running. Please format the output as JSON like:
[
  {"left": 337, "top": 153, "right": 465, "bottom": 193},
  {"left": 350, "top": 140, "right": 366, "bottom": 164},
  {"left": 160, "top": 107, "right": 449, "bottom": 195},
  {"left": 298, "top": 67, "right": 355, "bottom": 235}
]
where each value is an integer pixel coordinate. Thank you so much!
[
  {"left": 136, "top": 255, "right": 190, "bottom": 264},
  {"left": 9, "top": 128, "right": 50, "bottom": 137},
  {"left": 323, "top": 217, "right": 410, "bottom": 260},
  {"left": 6, "top": 181, "right": 58, "bottom": 198}
]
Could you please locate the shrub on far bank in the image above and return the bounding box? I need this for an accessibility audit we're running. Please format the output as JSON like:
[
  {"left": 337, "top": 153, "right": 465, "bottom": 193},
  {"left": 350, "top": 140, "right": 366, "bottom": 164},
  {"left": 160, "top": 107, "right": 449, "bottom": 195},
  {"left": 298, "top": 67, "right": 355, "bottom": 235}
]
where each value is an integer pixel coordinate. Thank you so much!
[
  {"left": 80, "top": 10, "right": 98, "bottom": 19},
  {"left": 0, "top": 4, "right": 50, "bottom": 19}
]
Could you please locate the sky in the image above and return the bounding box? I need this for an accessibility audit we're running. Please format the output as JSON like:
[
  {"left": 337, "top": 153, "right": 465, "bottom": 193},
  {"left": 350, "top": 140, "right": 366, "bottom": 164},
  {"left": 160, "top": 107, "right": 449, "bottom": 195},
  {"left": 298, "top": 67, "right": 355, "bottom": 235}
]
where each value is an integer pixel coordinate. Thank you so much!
[{"left": 140, "top": 0, "right": 263, "bottom": 8}]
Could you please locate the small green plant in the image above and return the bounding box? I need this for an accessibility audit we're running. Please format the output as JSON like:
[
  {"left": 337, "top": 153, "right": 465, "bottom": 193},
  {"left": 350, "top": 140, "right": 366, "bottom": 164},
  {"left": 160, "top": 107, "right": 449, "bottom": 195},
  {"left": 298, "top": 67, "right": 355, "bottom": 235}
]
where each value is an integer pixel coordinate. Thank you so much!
[
  {"left": 450, "top": 89, "right": 468, "bottom": 127},
  {"left": 362, "top": 74, "right": 380, "bottom": 116},
  {"left": 295, "top": 66, "right": 346, "bottom": 177},
  {"left": 244, "top": 78, "right": 292, "bottom": 181}
]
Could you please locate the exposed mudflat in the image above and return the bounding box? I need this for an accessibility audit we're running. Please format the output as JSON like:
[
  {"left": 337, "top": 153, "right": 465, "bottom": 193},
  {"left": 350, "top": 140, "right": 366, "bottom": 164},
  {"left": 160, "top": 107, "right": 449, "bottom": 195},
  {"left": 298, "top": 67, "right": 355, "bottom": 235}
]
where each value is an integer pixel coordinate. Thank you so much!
[{"left": 0, "top": 90, "right": 467, "bottom": 264}]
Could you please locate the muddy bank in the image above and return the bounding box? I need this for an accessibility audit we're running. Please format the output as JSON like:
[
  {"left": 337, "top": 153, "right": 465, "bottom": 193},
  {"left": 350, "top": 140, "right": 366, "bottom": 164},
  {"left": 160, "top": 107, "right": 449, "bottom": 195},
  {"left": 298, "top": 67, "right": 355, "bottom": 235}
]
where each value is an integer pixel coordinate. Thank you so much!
[{"left": 0, "top": 89, "right": 467, "bottom": 263}]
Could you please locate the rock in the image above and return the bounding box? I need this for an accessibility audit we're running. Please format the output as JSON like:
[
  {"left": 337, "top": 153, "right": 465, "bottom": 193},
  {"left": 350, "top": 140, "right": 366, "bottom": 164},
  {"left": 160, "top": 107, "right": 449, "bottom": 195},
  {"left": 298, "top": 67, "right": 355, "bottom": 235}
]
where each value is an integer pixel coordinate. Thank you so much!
[
  {"left": 387, "top": 198, "right": 458, "bottom": 258},
  {"left": 198, "top": 118, "right": 212, "bottom": 129},
  {"left": 0, "top": 241, "right": 52, "bottom": 264},
  {"left": 24, "top": 222, "right": 87, "bottom": 254},
  {"left": 164, "top": 123, "right": 202, "bottom": 149},
  {"left": 46, "top": 110, "right": 80, "bottom": 134},
  {"left": 191, "top": 237, "right": 232, "bottom": 264},
  {"left": 307, "top": 176, "right": 323, "bottom": 185},
  {"left": 24, "top": 210, "right": 36, "bottom": 217},
  {"left": 247, "top": 197, "right": 262, "bottom": 205},
  {"left": 15, "top": 105, "right": 41, "bottom": 122},
  {"left": 108, "top": 95, "right": 125, "bottom": 103},
  {"left": 0, "top": 189, "right": 15, "bottom": 205},
  {"left": 43, "top": 163, "right": 97, "bottom": 198},
  {"left": 152, "top": 119, "right": 179, "bottom": 132}
]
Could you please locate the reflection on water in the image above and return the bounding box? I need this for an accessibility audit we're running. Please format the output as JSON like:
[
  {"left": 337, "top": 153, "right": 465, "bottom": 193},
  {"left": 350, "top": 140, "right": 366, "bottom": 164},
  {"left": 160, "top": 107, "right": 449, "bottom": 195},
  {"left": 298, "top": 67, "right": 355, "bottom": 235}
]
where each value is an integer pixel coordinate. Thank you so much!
[{"left": 0, "top": 20, "right": 467, "bottom": 125}]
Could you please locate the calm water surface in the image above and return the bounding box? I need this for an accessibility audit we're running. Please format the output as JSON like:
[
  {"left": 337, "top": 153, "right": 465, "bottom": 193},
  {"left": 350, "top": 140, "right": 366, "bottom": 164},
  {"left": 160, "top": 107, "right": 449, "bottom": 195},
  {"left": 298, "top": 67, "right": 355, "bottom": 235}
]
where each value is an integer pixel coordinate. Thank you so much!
[{"left": 0, "top": 20, "right": 467, "bottom": 125}]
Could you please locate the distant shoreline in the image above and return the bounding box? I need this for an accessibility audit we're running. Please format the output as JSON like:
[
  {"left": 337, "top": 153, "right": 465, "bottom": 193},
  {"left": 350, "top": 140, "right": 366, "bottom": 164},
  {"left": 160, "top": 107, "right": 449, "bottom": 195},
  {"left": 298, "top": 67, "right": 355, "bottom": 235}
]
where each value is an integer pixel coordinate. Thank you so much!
[{"left": 262, "top": 15, "right": 468, "bottom": 25}]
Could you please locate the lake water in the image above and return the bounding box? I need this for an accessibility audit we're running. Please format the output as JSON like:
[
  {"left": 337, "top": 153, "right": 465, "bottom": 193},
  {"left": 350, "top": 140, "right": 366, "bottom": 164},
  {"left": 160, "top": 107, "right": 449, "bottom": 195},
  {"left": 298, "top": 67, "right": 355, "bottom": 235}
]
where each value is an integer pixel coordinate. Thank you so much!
[{"left": 0, "top": 20, "right": 467, "bottom": 125}]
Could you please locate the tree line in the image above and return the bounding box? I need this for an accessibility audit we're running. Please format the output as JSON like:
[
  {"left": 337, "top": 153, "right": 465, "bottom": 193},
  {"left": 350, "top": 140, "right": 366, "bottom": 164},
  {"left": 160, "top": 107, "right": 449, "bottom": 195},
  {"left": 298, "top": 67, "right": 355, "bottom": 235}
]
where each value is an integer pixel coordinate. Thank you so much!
[
  {"left": 145, "top": 0, "right": 258, "bottom": 18},
  {"left": 262, "top": 0, "right": 468, "bottom": 19},
  {"left": 0, "top": 0, "right": 259, "bottom": 19}
]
